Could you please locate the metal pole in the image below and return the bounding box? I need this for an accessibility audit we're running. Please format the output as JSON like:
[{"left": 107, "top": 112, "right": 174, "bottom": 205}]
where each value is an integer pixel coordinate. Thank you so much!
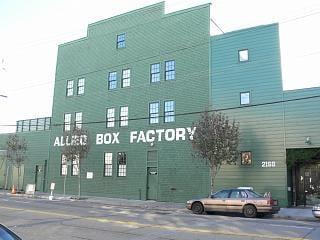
[{"left": 63, "top": 173, "right": 67, "bottom": 196}]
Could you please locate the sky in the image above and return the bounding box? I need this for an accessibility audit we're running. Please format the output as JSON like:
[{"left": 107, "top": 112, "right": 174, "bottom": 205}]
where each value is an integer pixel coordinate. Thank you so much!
[{"left": 0, "top": 0, "right": 320, "bottom": 133}]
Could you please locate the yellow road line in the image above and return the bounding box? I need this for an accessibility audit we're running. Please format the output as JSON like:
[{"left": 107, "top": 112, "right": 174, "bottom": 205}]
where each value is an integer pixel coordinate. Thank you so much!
[{"left": 0, "top": 205, "right": 308, "bottom": 240}]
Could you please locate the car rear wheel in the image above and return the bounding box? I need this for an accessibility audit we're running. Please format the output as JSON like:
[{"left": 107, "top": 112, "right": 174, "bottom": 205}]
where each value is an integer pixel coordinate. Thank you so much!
[
  {"left": 191, "top": 202, "right": 204, "bottom": 214},
  {"left": 243, "top": 205, "right": 257, "bottom": 218}
]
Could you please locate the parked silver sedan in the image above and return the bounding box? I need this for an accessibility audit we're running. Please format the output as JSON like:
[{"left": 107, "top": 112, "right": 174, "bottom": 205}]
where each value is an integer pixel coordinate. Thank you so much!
[{"left": 186, "top": 188, "right": 280, "bottom": 218}]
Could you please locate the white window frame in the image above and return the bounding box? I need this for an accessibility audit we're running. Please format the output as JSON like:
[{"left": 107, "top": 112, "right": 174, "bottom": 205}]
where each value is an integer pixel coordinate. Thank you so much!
[
  {"left": 149, "top": 102, "right": 159, "bottom": 124},
  {"left": 108, "top": 71, "right": 117, "bottom": 90},
  {"left": 164, "top": 100, "right": 175, "bottom": 123},
  {"left": 64, "top": 113, "right": 72, "bottom": 131},
  {"left": 77, "top": 78, "right": 85, "bottom": 95},
  {"left": 106, "top": 108, "right": 115, "bottom": 128},
  {"left": 119, "top": 106, "right": 128, "bottom": 127},
  {"left": 238, "top": 49, "right": 249, "bottom": 62},
  {"left": 104, "top": 153, "right": 113, "bottom": 177},
  {"left": 117, "top": 152, "right": 127, "bottom": 177},
  {"left": 117, "top": 33, "right": 126, "bottom": 49},
  {"left": 66, "top": 80, "right": 74, "bottom": 96},
  {"left": 240, "top": 92, "right": 250, "bottom": 105},
  {"left": 121, "top": 69, "right": 131, "bottom": 88},
  {"left": 165, "top": 60, "right": 175, "bottom": 81},
  {"left": 150, "top": 63, "right": 160, "bottom": 83},
  {"left": 75, "top": 112, "right": 82, "bottom": 129},
  {"left": 61, "top": 154, "right": 68, "bottom": 176},
  {"left": 71, "top": 155, "right": 79, "bottom": 176}
]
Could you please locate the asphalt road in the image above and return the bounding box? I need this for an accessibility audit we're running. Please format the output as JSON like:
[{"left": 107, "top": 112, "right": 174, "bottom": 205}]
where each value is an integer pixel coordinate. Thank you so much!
[{"left": 0, "top": 194, "right": 319, "bottom": 240}]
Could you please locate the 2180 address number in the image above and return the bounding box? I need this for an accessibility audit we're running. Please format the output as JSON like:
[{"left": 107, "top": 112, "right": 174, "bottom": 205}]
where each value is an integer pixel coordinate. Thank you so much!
[{"left": 262, "top": 161, "right": 276, "bottom": 168}]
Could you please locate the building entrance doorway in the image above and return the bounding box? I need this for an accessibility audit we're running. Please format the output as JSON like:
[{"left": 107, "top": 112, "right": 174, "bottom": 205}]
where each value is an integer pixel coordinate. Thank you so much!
[
  {"left": 287, "top": 148, "right": 320, "bottom": 206},
  {"left": 34, "top": 165, "right": 39, "bottom": 191},
  {"left": 146, "top": 150, "right": 158, "bottom": 200}
]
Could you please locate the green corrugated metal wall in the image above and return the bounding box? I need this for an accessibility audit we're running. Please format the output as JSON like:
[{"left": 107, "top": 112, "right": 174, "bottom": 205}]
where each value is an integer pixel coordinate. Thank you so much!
[
  {"left": 0, "top": 131, "right": 50, "bottom": 191},
  {"left": 48, "top": 3, "right": 211, "bottom": 202},
  {"left": 211, "top": 24, "right": 288, "bottom": 206}
]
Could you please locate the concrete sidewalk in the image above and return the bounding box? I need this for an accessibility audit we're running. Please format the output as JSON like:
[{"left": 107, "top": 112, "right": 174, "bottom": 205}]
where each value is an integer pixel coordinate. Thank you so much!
[{"left": 0, "top": 190, "right": 318, "bottom": 221}]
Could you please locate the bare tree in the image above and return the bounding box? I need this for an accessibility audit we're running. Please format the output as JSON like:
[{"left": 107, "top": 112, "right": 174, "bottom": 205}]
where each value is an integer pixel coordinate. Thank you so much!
[
  {"left": 61, "top": 126, "right": 90, "bottom": 199},
  {"left": 190, "top": 111, "right": 239, "bottom": 194},
  {"left": 6, "top": 134, "right": 28, "bottom": 191}
]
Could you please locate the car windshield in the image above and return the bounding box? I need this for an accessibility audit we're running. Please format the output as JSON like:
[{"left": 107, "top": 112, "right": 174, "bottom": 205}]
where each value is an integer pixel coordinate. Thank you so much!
[
  {"left": 212, "top": 190, "right": 230, "bottom": 198},
  {"left": 246, "top": 190, "right": 264, "bottom": 198}
]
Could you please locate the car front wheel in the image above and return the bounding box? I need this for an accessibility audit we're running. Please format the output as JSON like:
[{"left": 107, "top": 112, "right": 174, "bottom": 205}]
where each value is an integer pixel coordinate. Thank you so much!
[
  {"left": 243, "top": 205, "right": 257, "bottom": 218},
  {"left": 191, "top": 202, "right": 204, "bottom": 214}
]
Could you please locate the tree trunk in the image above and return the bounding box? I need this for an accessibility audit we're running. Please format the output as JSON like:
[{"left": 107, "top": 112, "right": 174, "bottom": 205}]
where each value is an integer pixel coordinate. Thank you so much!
[
  {"left": 63, "top": 174, "right": 67, "bottom": 196},
  {"left": 78, "top": 162, "right": 81, "bottom": 199},
  {"left": 210, "top": 165, "right": 217, "bottom": 194},
  {"left": 17, "top": 166, "right": 20, "bottom": 191}
]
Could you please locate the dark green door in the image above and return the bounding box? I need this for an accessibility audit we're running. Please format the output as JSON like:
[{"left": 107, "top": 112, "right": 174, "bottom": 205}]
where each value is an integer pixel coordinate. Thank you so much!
[
  {"left": 147, "top": 150, "right": 158, "bottom": 200},
  {"left": 34, "top": 165, "right": 39, "bottom": 191},
  {"left": 147, "top": 167, "right": 158, "bottom": 200}
]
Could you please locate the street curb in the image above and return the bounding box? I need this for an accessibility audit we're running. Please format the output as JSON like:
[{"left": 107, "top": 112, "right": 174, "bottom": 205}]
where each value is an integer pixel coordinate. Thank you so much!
[
  {"left": 1, "top": 191, "right": 319, "bottom": 221},
  {"left": 272, "top": 214, "right": 319, "bottom": 222}
]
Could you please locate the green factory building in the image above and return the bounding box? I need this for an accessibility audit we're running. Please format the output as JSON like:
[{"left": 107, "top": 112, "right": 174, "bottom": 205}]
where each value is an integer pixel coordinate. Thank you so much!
[{"left": 1, "top": 2, "right": 319, "bottom": 207}]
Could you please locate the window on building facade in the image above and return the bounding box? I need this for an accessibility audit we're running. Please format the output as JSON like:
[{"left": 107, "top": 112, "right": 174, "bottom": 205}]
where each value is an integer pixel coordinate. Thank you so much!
[
  {"left": 238, "top": 49, "right": 249, "bottom": 62},
  {"left": 117, "top": 33, "right": 126, "bottom": 49},
  {"left": 164, "top": 100, "right": 175, "bottom": 123},
  {"left": 64, "top": 113, "right": 72, "bottom": 131},
  {"left": 61, "top": 154, "right": 67, "bottom": 176},
  {"left": 66, "top": 80, "right": 74, "bottom": 96},
  {"left": 30, "top": 119, "right": 37, "bottom": 131},
  {"left": 108, "top": 72, "right": 117, "bottom": 90},
  {"left": 241, "top": 151, "right": 252, "bottom": 165},
  {"left": 71, "top": 155, "right": 79, "bottom": 176},
  {"left": 75, "top": 112, "right": 82, "bottom": 129},
  {"left": 37, "top": 118, "right": 45, "bottom": 131},
  {"left": 150, "top": 63, "right": 160, "bottom": 83},
  {"left": 117, "top": 152, "right": 127, "bottom": 177},
  {"left": 22, "top": 120, "right": 30, "bottom": 132},
  {"left": 77, "top": 78, "right": 85, "bottom": 95},
  {"left": 121, "top": 69, "right": 131, "bottom": 88},
  {"left": 106, "top": 108, "right": 115, "bottom": 128},
  {"left": 149, "top": 102, "right": 159, "bottom": 124},
  {"left": 240, "top": 92, "right": 250, "bottom": 105},
  {"left": 44, "top": 117, "right": 51, "bottom": 130},
  {"left": 16, "top": 121, "right": 23, "bottom": 132},
  {"left": 104, "top": 153, "right": 113, "bottom": 177},
  {"left": 165, "top": 60, "right": 175, "bottom": 81},
  {"left": 120, "top": 106, "right": 128, "bottom": 127}
]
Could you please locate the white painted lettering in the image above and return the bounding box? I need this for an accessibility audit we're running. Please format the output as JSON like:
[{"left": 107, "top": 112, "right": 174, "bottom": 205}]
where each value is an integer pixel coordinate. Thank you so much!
[
  {"left": 187, "top": 127, "right": 196, "bottom": 140},
  {"left": 112, "top": 132, "right": 120, "bottom": 144},
  {"left": 137, "top": 131, "right": 146, "bottom": 143},
  {"left": 155, "top": 129, "right": 165, "bottom": 142},
  {"left": 60, "top": 136, "right": 65, "bottom": 146},
  {"left": 96, "top": 134, "right": 103, "bottom": 145},
  {"left": 146, "top": 130, "right": 155, "bottom": 143},
  {"left": 130, "top": 131, "right": 138, "bottom": 143},
  {"left": 175, "top": 128, "right": 186, "bottom": 141},
  {"left": 165, "top": 129, "right": 175, "bottom": 141},
  {"left": 104, "top": 133, "right": 112, "bottom": 144},
  {"left": 54, "top": 137, "right": 60, "bottom": 147},
  {"left": 66, "top": 136, "right": 71, "bottom": 146}
]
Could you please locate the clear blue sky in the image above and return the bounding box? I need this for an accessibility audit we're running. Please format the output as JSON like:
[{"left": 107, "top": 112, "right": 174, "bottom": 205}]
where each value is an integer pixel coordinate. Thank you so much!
[{"left": 1, "top": 0, "right": 320, "bottom": 133}]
